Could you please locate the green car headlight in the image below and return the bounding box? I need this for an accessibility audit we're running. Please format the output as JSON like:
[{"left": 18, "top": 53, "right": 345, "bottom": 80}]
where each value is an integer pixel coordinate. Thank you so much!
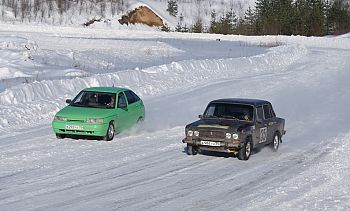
[
  {"left": 54, "top": 116, "right": 67, "bottom": 121},
  {"left": 86, "top": 118, "right": 104, "bottom": 123}
]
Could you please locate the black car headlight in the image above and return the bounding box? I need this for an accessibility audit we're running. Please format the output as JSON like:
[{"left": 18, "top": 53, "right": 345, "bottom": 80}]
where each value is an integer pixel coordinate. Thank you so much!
[{"left": 187, "top": 130, "right": 193, "bottom": 137}]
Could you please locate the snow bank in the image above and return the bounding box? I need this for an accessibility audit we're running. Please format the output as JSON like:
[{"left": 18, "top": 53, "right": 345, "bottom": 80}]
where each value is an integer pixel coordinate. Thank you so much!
[
  {"left": 0, "top": 35, "right": 37, "bottom": 51},
  {"left": 0, "top": 44, "right": 307, "bottom": 128},
  {"left": 0, "top": 67, "right": 30, "bottom": 80}
]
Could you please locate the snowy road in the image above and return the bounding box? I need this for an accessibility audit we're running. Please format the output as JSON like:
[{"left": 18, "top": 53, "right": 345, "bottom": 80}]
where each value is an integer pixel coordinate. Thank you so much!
[{"left": 1, "top": 26, "right": 350, "bottom": 210}]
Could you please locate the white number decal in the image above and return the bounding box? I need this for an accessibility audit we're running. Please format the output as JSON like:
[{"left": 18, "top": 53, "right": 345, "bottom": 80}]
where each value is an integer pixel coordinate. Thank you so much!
[{"left": 259, "top": 127, "right": 267, "bottom": 143}]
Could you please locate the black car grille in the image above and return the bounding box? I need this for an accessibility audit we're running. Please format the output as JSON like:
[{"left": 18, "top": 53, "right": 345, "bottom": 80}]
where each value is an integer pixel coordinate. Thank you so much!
[{"left": 199, "top": 130, "right": 226, "bottom": 139}]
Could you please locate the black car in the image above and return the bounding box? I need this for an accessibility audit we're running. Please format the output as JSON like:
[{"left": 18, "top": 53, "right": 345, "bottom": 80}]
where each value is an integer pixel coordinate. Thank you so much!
[{"left": 182, "top": 98, "right": 286, "bottom": 160}]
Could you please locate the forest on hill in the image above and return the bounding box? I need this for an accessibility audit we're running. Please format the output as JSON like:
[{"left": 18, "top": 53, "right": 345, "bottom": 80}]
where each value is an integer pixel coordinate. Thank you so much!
[{"left": 1, "top": 0, "right": 349, "bottom": 36}]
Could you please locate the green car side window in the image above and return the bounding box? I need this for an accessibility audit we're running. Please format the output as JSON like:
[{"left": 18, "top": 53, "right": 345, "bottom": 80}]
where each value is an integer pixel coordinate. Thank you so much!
[
  {"left": 124, "top": 90, "right": 136, "bottom": 104},
  {"left": 117, "top": 93, "right": 127, "bottom": 109}
]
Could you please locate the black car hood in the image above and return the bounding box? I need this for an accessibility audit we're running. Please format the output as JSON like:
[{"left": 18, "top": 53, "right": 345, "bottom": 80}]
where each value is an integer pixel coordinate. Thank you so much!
[{"left": 188, "top": 118, "right": 253, "bottom": 131}]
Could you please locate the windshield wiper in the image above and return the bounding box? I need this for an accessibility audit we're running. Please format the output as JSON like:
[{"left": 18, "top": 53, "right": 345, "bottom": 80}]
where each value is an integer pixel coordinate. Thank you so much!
[
  {"left": 219, "top": 115, "right": 238, "bottom": 120},
  {"left": 204, "top": 115, "right": 218, "bottom": 119}
]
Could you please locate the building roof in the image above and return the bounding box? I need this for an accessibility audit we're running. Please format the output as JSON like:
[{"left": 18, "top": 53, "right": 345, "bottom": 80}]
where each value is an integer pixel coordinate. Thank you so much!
[
  {"left": 83, "top": 87, "right": 128, "bottom": 93},
  {"left": 210, "top": 98, "right": 270, "bottom": 106}
]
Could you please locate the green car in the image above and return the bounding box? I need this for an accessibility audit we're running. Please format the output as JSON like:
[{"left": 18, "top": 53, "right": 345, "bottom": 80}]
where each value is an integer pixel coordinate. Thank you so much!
[{"left": 52, "top": 87, "right": 145, "bottom": 141}]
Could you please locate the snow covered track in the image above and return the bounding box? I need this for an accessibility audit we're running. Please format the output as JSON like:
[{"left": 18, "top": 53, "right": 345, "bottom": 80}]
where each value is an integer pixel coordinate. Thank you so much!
[{"left": 1, "top": 25, "right": 350, "bottom": 210}]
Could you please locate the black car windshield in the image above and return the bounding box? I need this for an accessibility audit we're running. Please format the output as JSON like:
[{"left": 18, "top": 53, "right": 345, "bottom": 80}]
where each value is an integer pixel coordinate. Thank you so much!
[
  {"left": 70, "top": 91, "right": 116, "bottom": 109},
  {"left": 204, "top": 103, "right": 254, "bottom": 121}
]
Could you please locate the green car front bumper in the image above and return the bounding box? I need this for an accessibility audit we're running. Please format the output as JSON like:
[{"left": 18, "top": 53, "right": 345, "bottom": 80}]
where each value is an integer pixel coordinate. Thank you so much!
[{"left": 52, "top": 120, "right": 109, "bottom": 137}]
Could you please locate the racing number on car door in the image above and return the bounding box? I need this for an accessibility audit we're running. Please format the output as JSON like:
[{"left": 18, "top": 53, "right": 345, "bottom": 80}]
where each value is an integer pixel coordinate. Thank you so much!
[{"left": 259, "top": 127, "right": 267, "bottom": 143}]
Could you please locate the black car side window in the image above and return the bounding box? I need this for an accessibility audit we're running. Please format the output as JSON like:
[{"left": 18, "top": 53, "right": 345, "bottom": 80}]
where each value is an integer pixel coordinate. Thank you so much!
[
  {"left": 256, "top": 106, "right": 264, "bottom": 121},
  {"left": 269, "top": 104, "right": 276, "bottom": 118},
  {"left": 263, "top": 104, "right": 272, "bottom": 119}
]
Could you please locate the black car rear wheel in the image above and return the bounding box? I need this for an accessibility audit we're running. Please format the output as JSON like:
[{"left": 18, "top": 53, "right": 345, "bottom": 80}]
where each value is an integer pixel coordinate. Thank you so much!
[
  {"left": 270, "top": 132, "right": 280, "bottom": 152},
  {"left": 186, "top": 144, "right": 199, "bottom": 155},
  {"left": 237, "top": 139, "right": 253, "bottom": 160}
]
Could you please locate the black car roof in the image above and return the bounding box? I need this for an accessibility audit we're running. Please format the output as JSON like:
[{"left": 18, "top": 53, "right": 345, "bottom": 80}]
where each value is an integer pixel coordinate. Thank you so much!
[{"left": 210, "top": 98, "right": 270, "bottom": 106}]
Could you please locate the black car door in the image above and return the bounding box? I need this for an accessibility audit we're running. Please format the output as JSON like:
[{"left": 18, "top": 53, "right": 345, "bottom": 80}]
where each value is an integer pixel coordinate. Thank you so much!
[
  {"left": 263, "top": 104, "right": 276, "bottom": 144},
  {"left": 254, "top": 106, "right": 268, "bottom": 145}
]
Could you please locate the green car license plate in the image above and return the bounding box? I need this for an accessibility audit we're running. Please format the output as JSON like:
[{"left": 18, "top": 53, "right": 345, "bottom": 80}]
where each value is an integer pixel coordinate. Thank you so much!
[{"left": 65, "top": 125, "right": 84, "bottom": 130}]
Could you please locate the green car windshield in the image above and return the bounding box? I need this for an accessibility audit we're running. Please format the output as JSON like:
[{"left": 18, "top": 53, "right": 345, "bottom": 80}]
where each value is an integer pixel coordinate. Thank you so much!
[
  {"left": 204, "top": 103, "right": 254, "bottom": 121},
  {"left": 70, "top": 91, "right": 116, "bottom": 109}
]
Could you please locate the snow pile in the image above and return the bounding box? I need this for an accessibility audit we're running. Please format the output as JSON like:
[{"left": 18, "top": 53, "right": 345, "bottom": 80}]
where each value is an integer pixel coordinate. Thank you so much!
[
  {"left": 337, "top": 32, "right": 350, "bottom": 38},
  {"left": 0, "top": 44, "right": 306, "bottom": 128},
  {"left": 0, "top": 35, "right": 37, "bottom": 51},
  {"left": 0, "top": 67, "right": 30, "bottom": 80},
  {"left": 0, "top": 36, "right": 35, "bottom": 84},
  {"left": 0, "top": 44, "right": 306, "bottom": 105}
]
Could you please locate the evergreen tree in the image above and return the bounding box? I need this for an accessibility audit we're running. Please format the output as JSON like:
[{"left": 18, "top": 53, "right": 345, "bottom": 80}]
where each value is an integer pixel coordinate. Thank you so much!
[
  {"left": 167, "top": 0, "right": 178, "bottom": 17},
  {"left": 255, "top": 0, "right": 271, "bottom": 34},
  {"left": 324, "top": 0, "right": 333, "bottom": 35},
  {"left": 210, "top": 9, "right": 237, "bottom": 35},
  {"left": 192, "top": 18, "right": 203, "bottom": 33},
  {"left": 161, "top": 23, "right": 171, "bottom": 32},
  {"left": 329, "top": 0, "right": 350, "bottom": 35}
]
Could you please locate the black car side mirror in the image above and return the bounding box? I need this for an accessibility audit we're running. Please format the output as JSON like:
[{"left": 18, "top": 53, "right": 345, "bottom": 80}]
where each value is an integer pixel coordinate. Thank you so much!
[
  {"left": 198, "top": 115, "right": 203, "bottom": 119},
  {"left": 66, "top": 99, "right": 72, "bottom": 104}
]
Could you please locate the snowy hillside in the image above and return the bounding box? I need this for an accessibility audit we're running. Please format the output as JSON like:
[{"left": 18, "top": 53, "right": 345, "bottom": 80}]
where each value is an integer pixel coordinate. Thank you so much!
[
  {"left": 1, "top": 22, "right": 350, "bottom": 210},
  {"left": 0, "top": 0, "right": 253, "bottom": 27}
]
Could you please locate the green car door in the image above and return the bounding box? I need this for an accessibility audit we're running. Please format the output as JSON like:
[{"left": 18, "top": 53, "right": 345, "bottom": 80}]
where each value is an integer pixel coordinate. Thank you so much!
[
  {"left": 124, "top": 90, "right": 144, "bottom": 123},
  {"left": 116, "top": 92, "right": 131, "bottom": 133}
]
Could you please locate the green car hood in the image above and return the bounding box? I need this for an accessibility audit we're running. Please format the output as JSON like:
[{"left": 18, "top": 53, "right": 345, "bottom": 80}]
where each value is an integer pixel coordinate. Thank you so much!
[{"left": 56, "top": 105, "right": 116, "bottom": 120}]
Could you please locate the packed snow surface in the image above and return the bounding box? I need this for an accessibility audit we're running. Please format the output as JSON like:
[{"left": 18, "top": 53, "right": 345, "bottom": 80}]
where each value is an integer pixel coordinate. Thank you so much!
[{"left": 0, "top": 24, "right": 350, "bottom": 210}]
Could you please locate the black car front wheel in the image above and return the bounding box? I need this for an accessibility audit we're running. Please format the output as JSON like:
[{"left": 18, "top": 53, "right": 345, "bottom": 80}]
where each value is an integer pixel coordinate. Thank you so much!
[
  {"left": 237, "top": 139, "right": 253, "bottom": 160},
  {"left": 186, "top": 144, "right": 199, "bottom": 155}
]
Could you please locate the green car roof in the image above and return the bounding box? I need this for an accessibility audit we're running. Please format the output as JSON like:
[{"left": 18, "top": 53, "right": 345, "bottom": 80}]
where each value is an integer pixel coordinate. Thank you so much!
[{"left": 83, "top": 87, "right": 129, "bottom": 93}]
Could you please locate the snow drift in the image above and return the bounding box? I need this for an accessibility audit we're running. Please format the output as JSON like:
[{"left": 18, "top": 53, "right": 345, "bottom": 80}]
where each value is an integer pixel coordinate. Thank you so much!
[{"left": 0, "top": 44, "right": 307, "bottom": 128}]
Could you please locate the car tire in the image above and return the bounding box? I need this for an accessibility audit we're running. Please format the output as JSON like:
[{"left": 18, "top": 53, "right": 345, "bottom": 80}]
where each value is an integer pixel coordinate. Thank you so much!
[
  {"left": 137, "top": 117, "right": 144, "bottom": 124},
  {"left": 103, "top": 122, "right": 115, "bottom": 141},
  {"left": 186, "top": 144, "right": 198, "bottom": 155},
  {"left": 237, "top": 138, "right": 253, "bottom": 160},
  {"left": 270, "top": 132, "right": 280, "bottom": 152},
  {"left": 56, "top": 134, "right": 66, "bottom": 139}
]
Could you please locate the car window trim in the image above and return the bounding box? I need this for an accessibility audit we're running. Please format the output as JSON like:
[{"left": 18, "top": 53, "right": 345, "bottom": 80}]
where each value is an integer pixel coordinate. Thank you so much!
[{"left": 117, "top": 92, "right": 128, "bottom": 108}]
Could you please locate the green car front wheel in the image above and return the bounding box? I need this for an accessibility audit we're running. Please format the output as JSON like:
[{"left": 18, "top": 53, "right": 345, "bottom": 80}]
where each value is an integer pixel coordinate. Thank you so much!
[{"left": 103, "top": 122, "right": 115, "bottom": 141}]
